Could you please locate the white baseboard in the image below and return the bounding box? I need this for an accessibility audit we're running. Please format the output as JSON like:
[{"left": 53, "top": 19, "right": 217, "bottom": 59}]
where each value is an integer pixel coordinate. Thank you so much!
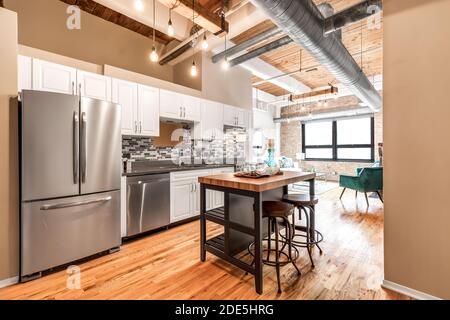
[
  {"left": 0, "top": 276, "right": 19, "bottom": 289},
  {"left": 382, "top": 280, "right": 441, "bottom": 300}
]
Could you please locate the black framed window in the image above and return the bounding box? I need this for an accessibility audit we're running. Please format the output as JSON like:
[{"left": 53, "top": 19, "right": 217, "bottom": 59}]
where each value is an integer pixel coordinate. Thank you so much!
[{"left": 302, "top": 116, "right": 375, "bottom": 162}]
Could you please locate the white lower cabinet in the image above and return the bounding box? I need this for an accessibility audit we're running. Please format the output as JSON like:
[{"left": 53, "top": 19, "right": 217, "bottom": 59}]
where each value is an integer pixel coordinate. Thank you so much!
[
  {"left": 170, "top": 168, "right": 233, "bottom": 223},
  {"left": 171, "top": 181, "right": 194, "bottom": 222}
]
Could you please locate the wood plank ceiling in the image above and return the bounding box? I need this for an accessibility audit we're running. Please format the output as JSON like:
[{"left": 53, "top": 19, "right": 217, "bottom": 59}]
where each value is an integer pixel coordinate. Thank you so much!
[
  {"left": 60, "top": 0, "right": 173, "bottom": 44},
  {"left": 59, "top": 0, "right": 226, "bottom": 44},
  {"left": 231, "top": 0, "right": 384, "bottom": 97}
]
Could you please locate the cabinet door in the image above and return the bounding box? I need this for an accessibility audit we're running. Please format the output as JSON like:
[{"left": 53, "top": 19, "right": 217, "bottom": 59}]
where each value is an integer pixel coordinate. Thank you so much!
[
  {"left": 32, "top": 59, "right": 77, "bottom": 95},
  {"left": 236, "top": 108, "right": 247, "bottom": 128},
  {"left": 138, "top": 84, "right": 160, "bottom": 137},
  {"left": 170, "top": 181, "right": 193, "bottom": 223},
  {"left": 77, "top": 70, "right": 112, "bottom": 102},
  {"left": 223, "top": 105, "right": 237, "bottom": 126},
  {"left": 201, "top": 100, "right": 224, "bottom": 140},
  {"left": 160, "top": 89, "right": 182, "bottom": 120},
  {"left": 183, "top": 95, "right": 201, "bottom": 122},
  {"left": 18, "top": 55, "right": 32, "bottom": 92},
  {"left": 112, "top": 79, "right": 138, "bottom": 135}
]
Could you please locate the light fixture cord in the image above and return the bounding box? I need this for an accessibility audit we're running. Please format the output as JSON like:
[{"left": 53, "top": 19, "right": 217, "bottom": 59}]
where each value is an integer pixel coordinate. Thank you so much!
[{"left": 153, "top": 0, "right": 156, "bottom": 45}]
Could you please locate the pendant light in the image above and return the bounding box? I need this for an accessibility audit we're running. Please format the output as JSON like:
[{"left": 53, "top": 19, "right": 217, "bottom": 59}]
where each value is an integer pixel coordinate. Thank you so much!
[
  {"left": 221, "top": 34, "right": 229, "bottom": 70},
  {"left": 167, "top": 8, "right": 174, "bottom": 37},
  {"left": 191, "top": 61, "right": 198, "bottom": 77},
  {"left": 201, "top": 33, "right": 209, "bottom": 50},
  {"left": 150, "top": 0, "right": 159, "bottom": 62},
  {"left": 190, "top": 0, "right": 198, "bottom": 77},
  {"left": 135, "top": 0, "right": 144, "bottom": 11}
]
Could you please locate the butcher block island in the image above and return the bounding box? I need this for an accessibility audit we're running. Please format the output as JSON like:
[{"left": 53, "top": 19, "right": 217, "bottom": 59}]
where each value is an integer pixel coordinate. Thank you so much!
[{"left": 198, "top": 171, "right": 316, "bottom": 294}]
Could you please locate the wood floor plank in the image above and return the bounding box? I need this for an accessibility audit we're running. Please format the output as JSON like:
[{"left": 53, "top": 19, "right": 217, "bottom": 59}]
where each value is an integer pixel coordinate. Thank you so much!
[{"left": 0, "top": 186, "right": 410, "bottom": 300}]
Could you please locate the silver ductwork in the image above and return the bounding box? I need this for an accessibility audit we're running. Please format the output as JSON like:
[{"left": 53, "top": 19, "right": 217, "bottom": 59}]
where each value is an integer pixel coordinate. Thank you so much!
[{"left": 250, "top": 0, "right": 382, "bottom": 111}]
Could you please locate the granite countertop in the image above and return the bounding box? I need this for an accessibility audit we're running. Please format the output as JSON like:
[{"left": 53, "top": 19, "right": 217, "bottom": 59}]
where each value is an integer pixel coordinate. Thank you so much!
[{"left": 122, "top": 160, "right": 235, "bottom": 177}]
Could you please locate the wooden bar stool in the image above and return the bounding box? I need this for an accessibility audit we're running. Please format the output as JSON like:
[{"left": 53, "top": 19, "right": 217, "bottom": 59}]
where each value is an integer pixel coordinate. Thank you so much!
[
  {"left": 282, "top": 194, "right": 323, "bottom": 268},
  {"left": 248, "top": 201, "right": 300, "bottom": 293}
]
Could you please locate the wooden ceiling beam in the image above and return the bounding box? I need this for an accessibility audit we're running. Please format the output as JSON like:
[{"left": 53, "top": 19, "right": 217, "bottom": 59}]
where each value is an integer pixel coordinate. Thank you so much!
[
  {"left": 290, "top": 87, "right": 339, "bottom": 102},
  {"left": 60, "top": 0, "right": 171, "bottom": 44},
  {"left": 158, "top": 0, "right": 228, "bottom": 35}
]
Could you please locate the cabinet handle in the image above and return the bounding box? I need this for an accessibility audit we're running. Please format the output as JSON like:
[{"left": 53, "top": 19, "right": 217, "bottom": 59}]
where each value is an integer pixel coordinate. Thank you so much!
[
  {"left": 79, "top": 83, "right": 82, "bottom": 96},
  {"left": 180, "top": 107, "right": 183, "bottom": 118},
  {"left": 72, "top": 82, "right": 75, "bottom": 95},
  {"left": 135, "top": 121, "right": 138, "bottom": 134},
  {"left": 140, "top": 121, "right": 143, "bottom": 134}
]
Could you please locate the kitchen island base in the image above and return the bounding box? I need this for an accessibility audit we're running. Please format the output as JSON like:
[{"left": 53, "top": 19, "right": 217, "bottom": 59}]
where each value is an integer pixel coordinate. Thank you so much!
[{"left": 199, "top": 172, "right": 316, "bottom": 294}]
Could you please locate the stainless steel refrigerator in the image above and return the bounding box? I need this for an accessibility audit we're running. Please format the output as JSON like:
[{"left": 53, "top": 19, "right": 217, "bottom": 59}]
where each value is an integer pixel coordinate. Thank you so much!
[{"left": 20, "top": 90, "right": 122, "bottom": 281}]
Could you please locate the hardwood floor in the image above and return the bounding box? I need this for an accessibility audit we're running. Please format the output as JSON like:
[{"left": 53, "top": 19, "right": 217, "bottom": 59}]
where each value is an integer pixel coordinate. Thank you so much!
[{"left": 0, "top": 186, "right": 409, "bottom": 300}]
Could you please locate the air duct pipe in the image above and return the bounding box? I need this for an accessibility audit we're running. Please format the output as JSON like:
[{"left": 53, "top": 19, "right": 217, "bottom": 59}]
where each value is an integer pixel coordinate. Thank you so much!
[{"left": 250, "top": 0, "right": 382, "bottom": 111}]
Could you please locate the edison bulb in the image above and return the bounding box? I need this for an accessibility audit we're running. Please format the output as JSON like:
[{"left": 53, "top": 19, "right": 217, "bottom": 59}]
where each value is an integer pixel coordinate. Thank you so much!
[
  {"left": 191, "top": 62, "right": 198, "bottom": 77},
  {"left": 222, "top": 58, "right": 229, "bottom": 70},
  {"left": 134, "top": 0, "right": 144, "bottom": 11},
  {"left": 150, "top": 47, "right": 158, "bottom": 62},
  {"left": 201, "top": 36, "right": 209, "bottom": 50},
  {"left": 168, "top": 21, "right": 174, "bottom": 37}
]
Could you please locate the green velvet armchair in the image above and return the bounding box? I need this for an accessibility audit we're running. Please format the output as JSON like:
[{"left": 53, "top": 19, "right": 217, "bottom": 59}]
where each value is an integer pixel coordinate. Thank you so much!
[{"left": 339, "top": 167, "right": 383, "bottom": 207}]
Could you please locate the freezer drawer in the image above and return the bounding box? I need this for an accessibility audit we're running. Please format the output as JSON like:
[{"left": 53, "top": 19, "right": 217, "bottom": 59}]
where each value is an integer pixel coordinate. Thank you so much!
[
  {"left": 21, "top": 191, "right": 121, "bottom": 278},
  {"left": 127, "top": 174, "right": 170, "bottom": 237}
]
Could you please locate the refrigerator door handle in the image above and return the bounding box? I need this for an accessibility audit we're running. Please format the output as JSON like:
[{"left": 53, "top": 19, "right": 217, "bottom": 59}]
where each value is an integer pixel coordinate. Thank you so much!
[
  {"left": 40, "top": 196, "right": 112, "bottom": 211},
  {"left": 81, "top": 112, "right": 87, "bottom": 183},
  {"left": 73, "top": 111, "right": 79, "bottom": 184}
]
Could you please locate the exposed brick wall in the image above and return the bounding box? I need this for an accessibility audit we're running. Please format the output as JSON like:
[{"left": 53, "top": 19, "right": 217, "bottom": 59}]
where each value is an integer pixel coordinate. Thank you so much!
[{"left": 280, "top": 96, "right": 383, "bottom": 181}]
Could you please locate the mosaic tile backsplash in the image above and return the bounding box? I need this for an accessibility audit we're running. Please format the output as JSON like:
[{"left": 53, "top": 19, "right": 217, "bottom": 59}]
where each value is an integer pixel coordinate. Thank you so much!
[{"left": 122, "top": 127, "right": 248, "bottom": 165}]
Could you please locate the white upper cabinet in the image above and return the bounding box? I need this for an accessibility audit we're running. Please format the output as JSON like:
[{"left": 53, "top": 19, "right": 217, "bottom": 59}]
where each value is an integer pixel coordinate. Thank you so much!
[
  {"left": 195, "top": 99, "right": 224, "bottom": 140},
  {"left": 160, "top": 89, "right": 183, "bottom": 119},
  {"left": 112, "top": 78, "right": 138, "bottom": 136},
  {"left": 160, "top": 89, "right": 201, "bottom": 122},
  {"left": 182, "top": 94, "right": 201, "bottom": 122},
  {"left": 223, "top": 105, "right": 236, "bottom": 126},
  {"left": 137, "top": 84, "right": 160, "bottom": 137},
  {"left": 77, "top": 70, "right": 112, "bottom": 101},
  {"left": 112, "top": 80, "right": 160, "bottom": 137},
  {"left": 32, "top": 59, "right": 77, "bottom": 95},
  {"left": 18, "top": 55, "right": 32, "bottom": 92},
  {"left": 224, "top": 105, "right": 247, "bottom": 128}
]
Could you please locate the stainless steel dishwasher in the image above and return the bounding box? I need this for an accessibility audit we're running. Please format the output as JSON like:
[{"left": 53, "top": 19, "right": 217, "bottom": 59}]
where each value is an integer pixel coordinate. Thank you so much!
[{"left": 126, "top": 173, "right": 170, "bottom": 237}]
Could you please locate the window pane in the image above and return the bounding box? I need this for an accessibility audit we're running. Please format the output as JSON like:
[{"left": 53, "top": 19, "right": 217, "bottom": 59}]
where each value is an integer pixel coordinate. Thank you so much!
[
  {"left": 337, "top": 117, "right": 371, "bottom": 145},
  {"left": 337, "top": 148, "right": 372, "bottom": 160},
  {"left": 305, "top": 121, "right": 332, "bottom": 146},
  {"left": 305, "top": 148, "right": 333, "bottom": 159}
]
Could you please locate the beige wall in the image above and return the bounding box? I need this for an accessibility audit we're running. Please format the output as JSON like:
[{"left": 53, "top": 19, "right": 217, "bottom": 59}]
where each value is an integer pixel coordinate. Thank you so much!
[
  {"left": 173, "top": 52, "right": 203, "bottom": 92},
  {"left": 5, "top": 0, "right": 174, "bottom": 83},
  {"left": 201, "top": 52, "right": 253, "bottom": 109},
  {"left": 0, "top": 8, "right": 19, "bottom": 281},
  {"left": 384, "top": 0, "right": 450, "bottom": 299}
]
